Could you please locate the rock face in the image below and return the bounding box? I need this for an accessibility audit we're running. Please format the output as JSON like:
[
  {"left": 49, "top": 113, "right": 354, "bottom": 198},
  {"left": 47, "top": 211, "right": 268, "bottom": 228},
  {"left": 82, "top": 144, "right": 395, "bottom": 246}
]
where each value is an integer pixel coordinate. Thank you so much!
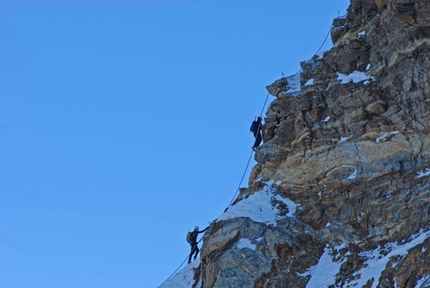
[{"left": 186, "top": 0, "right": 430, "bottom": 287}]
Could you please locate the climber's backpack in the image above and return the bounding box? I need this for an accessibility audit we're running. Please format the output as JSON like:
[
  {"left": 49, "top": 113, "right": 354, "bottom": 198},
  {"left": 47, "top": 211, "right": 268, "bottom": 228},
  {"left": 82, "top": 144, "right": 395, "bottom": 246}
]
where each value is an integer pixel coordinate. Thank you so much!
[
  {"left": 250, "top": 120, "right": 260, "bottom": 133},
  {"left": 186, "top": 232, "right": 191, "bottom": 243}
]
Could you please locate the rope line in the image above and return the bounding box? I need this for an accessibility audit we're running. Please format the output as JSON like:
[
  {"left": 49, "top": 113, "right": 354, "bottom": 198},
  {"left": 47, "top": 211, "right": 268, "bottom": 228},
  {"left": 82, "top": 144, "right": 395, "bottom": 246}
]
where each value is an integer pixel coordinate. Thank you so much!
[
  {"left": 291, "top": 21, "right": 335, "bottom": 77},
  {"left": 226, "top": 150, "right": 254, "bottom": 208},
  {"left": 157, "top": 237, "right": 204, "bottom": 288},
  {"left": 158, "top": 255, "right": 188, "bottom": 287},
  {"left": 259, "top": 92, "right": 270, "bottom": 119},
  {"left": 157, "top": 20, "right": 339, "bottom": 287},
  {"left": 227, "top": 91, "right": 270, "bottom": 208},
  {"left": 313, "top": 24, "right": 332, "bottom": 58},
  {"left": 157, "top": 90, "right": 268, "bottom": 287}
]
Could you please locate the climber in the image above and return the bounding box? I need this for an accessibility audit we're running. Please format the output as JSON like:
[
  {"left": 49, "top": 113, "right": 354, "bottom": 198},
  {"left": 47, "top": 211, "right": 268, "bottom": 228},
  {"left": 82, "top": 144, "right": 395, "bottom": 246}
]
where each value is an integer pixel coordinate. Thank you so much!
[
  {"left": 188, "top": 226, "right": 208, "bottom": 264},
  {"left": 250, "top": 116, "right": 263, "bottom": 151}
]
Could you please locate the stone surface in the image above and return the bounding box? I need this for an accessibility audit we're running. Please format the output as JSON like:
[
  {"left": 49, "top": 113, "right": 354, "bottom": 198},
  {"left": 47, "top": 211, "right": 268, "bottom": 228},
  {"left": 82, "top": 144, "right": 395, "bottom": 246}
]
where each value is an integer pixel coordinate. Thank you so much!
[{"left": 183, "top": 0, "right": 430, "bottom": 287}]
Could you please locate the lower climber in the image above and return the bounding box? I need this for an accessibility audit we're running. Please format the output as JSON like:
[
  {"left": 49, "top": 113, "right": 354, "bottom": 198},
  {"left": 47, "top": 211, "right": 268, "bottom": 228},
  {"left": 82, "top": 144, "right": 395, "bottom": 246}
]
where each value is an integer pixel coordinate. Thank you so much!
[{"left": 188, "top": 226, "right": 208, "bottom": 264}]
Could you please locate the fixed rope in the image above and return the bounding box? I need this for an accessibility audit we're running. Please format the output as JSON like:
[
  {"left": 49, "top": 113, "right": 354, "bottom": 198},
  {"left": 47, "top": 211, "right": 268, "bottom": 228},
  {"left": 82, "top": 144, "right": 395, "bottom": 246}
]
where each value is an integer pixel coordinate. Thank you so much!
[
  {"left": 226, "top": 91, "right": 270, "bottom": 208},
  {"left": 157, "top": 237, "right": 204, "bottom": 288},
  {"left": 226, "top": 150, "right": 254, "bottom": 208},
  {"left": 157, "top": 19, "right": 339, "bottom": 287},
  {"left": 313, "top": 23, "right": 332, "bottom": 58},
  {"left": 223, "top": 15, "right": 342, "bottom": 240},
  {"left": 157, "top": 91, "right": 270, "bottom": 287},
  {"left": 291, "top": 19, "right": 336, "bottom": 77}
]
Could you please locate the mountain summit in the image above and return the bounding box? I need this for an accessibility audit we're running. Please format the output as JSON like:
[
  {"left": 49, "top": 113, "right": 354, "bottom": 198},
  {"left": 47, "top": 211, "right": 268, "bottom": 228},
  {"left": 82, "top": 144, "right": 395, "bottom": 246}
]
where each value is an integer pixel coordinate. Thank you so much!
[{"left": 162, "top": 0, "right": 430, "bottom": 287}]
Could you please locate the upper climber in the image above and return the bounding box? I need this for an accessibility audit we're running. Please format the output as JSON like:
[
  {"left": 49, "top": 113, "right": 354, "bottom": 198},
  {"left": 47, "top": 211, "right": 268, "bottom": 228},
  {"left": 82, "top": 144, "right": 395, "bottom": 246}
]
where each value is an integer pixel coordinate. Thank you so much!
[{"left": 250, "top": 116, "right": 263, "bottom": 151}]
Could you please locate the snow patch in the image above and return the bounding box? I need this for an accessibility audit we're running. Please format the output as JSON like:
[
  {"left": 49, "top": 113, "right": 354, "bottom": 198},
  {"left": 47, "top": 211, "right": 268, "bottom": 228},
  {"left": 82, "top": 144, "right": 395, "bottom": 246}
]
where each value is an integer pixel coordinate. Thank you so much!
[
  {"left": 305, "top": 78, "right": 314, "bottom": 86},
  {"left": 416, "top": 168, "right": 430, "bottom": 179},
  {"left": 346, "top": 169, "right": 357, "bottom": 180},
  {"left": 349, "top": 230, "right": 430, "bottom": 288},
  {"left": 339, "top": 136, "right": 349, "bottom": 143},
  {"left": 237, "top": 238, "right": 257, "bottom": 251},
  {"left": 337, "top": 71, "right": 374, "bottom": 84},
  {"left": 415, "top": 275, "right": 430, "bottom": 288},
  {"left": 158, "top": 259, "right": 201, "bottom": 288},
  {"left": 322, "top": 116, "right": 330, "bottom": 123},
  {"left": 376, "top": 131, "right": 400, "bottom": 143},
  {"left": 358, "top": 30, "right": 366, "bottom": 36},
  {"left": 305, "top": 245, "right": 348, "bottom": 288},
  {"left": 283, "top": 73, "right": 302, "bottom": 95},
  {"left": 255, "top": 237, "right": 264, "bottom": 243},
  {"left": 217, "top": 180, "right": 298, "bottom": 226}
]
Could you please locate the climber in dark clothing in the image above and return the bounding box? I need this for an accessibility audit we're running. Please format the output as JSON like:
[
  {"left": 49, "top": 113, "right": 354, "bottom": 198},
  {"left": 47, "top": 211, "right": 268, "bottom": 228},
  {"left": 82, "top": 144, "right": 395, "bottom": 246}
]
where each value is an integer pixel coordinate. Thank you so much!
[
  {"left": 188, "top": 226, "right": 208, "bottom": 264},
  {"left": 250, "top": 116, "right": 263, "bottom": 151}
]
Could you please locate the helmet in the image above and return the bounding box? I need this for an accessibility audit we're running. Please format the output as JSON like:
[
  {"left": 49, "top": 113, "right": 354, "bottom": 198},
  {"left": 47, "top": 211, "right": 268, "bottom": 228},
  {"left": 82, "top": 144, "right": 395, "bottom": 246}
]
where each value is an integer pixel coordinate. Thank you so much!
[{"left": 194, "top": 226, "right": 199, "bottom": 231}]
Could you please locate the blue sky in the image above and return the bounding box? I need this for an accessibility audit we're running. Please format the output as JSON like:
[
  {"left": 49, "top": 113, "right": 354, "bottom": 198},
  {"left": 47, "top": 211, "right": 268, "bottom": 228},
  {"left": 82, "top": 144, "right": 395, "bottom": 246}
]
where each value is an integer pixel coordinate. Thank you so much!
[{"left": 1, "top": 1, "right": 349, "bottom": 287}]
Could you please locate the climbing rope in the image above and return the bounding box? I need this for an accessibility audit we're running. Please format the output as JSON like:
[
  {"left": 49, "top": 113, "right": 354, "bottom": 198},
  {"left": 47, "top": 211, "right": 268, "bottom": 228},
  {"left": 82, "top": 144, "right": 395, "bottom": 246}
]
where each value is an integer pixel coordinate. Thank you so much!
[
  {"left": 259, "top": 92, "right": 270, "bottom": 119},
  {"left": 156, "top": 92, "right": 270, "bottom": 288},
  {"left": 226, "top": 91, "right": 270, "bottom": 208},
  {"left": 226, "top": 150, "right": 254, "bottom": 208},
  {"left": 291, "top": 12, "right": 347, "bottom": 77},
  {"left": 313, "top": 23, "right": 333, "bottom": 58},
  {"left": 156, "top": 19, "right": 341, "bottom": 287},
  {"left": 219, "top": 15, "right": 344, "bottom": 251},
  {"left": 157, "top": 237, "right": 204, "bottom": 288}
]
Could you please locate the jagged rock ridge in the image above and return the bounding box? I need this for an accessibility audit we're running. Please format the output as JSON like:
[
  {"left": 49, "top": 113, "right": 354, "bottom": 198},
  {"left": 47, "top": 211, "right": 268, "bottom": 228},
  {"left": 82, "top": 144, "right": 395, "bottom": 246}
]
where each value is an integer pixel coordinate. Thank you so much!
[{"left": 161, "top": 0, "right": 430, "bottom": 287}]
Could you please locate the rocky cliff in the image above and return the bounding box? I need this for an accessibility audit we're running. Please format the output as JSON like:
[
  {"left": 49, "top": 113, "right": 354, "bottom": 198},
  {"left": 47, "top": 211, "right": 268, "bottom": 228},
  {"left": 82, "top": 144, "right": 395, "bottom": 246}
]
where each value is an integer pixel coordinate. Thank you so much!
[{"left": 162, "top": 0, "right": 430, "bottom": 287}]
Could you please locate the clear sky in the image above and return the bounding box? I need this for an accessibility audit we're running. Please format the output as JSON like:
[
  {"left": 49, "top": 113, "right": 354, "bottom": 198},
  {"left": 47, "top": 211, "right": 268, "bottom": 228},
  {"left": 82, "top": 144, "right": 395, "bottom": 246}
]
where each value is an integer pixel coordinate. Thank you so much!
[{"left": 1, "top": 1, "right": 349, "bottom": 287}]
